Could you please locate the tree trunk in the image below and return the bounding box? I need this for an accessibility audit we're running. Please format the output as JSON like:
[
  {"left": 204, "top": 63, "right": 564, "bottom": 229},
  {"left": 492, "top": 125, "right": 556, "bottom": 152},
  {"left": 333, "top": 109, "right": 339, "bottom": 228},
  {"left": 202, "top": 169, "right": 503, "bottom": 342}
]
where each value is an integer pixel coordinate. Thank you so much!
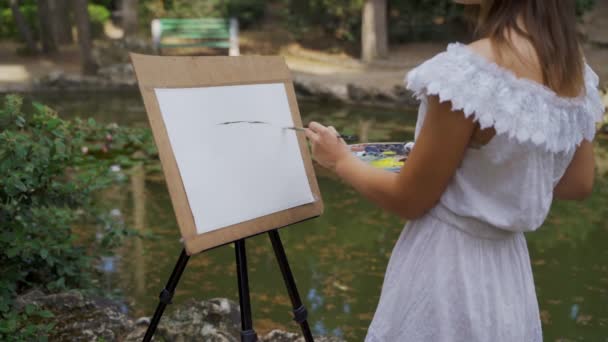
[
  {"left": 54, "top": 0, "right": 74, "bottom": 44},
  {"left": 9, "top": 0, "right": 38, "bottom": 52},
  {"left": 361, "top": 0, "right": 388, "bottom": 63},
  {"left": 73, "top": 0, "right": 98, "bottom": 75},
  {"left": 38, "top": 0, "right": 59, "bottom": 53},
  {"left": 122, "top": 0, "right": 139, "bottom": 37}
]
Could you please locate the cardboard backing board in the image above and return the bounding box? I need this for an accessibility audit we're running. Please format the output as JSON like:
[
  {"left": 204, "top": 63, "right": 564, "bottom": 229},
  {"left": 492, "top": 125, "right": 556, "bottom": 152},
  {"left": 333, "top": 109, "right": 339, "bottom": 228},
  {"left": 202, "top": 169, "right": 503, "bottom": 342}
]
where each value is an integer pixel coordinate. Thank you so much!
[{"left": 130, "top": 53, "right": 323, "bottom": 255}]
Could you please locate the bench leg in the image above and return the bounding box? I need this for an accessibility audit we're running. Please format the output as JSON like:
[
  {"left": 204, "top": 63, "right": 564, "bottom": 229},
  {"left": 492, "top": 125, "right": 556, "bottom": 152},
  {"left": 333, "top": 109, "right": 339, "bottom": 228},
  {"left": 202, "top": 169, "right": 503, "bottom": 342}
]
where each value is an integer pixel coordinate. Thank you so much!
[{"left": 229, "top": 18, "right": 240, "bottom": 56}]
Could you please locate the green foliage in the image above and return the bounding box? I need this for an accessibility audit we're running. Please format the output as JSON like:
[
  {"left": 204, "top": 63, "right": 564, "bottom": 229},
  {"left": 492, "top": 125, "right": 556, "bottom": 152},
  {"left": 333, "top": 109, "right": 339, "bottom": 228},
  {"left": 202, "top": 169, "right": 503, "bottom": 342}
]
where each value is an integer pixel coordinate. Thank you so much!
[
  {"left": 141, "top": 0, "right": 265, "bottom": 28},
  {"left": 0, "top": 0, "right": 599, "bottom": 43},
  {"left": 388, "top": 0, "right": 464, "bottom": 42},
  {"left": 91, "top": 0, "right": 114, "bottom": 8},
  {"left": 88, "top": 4, "right": 112, "bottom": 38},
  {"left": 576, "top": 0, "right": 596, "bottom": 16},
  {"left": 283, "top": 0, "right": 364, "bottom": 42},
  {"left": 0, "top": 5, "right": 38, "bottom": 41},
  {"left": 281, "top": 0, "right": 464, "bottom": 43},
  {"left": 283, "top": 0, "right": 598, "bottom": 43},
  {"left": 0, "top": 302, "right": 55, "bottom": 341},
  {"left": 0, "top": 95, "right": 152, "bottom": 340},
  {"left": 0, "top": 4, "right": 110, "bottom": 41}
]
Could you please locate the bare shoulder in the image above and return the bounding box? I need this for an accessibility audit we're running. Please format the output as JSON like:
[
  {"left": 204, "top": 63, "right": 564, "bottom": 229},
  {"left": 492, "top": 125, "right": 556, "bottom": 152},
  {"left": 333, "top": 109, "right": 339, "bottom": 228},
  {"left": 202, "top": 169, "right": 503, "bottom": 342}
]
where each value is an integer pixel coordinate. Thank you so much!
[
  {"left": 467, "top": 37, "right": 542, "bottom": 82},
  {"left": 466, "top": 38, "right": 496, "bottom": 62}
]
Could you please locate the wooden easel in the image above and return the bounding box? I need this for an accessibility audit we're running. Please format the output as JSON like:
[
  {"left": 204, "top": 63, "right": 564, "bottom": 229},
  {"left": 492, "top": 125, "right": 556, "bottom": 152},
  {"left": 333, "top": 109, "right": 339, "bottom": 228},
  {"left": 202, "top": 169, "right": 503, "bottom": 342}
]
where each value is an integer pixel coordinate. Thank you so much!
[{"left": 130, "top": 54, "right": 324, "bottom": 342}]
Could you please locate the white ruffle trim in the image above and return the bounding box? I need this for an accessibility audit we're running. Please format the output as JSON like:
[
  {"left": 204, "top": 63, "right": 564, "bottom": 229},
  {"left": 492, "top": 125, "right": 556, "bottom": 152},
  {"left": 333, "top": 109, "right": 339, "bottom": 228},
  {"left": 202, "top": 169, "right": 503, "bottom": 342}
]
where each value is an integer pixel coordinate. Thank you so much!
[{"left": 405, "top": 42, "right": 605, "bottom": 153}]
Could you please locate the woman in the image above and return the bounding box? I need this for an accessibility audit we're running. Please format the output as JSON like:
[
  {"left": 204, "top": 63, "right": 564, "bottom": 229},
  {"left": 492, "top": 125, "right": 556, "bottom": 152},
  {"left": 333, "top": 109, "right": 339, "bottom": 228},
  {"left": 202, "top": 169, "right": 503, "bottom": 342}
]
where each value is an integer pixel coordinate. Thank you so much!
[{"left": 304, "top": 0, "right": 604, "bottom": 341}]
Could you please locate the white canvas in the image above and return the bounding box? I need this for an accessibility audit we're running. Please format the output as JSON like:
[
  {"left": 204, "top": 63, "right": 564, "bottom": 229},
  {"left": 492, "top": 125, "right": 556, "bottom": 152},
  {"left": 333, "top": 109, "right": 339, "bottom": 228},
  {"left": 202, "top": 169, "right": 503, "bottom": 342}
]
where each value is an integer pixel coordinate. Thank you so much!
[{"left": 154, "top": 83, "right": 315, "bottom": 235}]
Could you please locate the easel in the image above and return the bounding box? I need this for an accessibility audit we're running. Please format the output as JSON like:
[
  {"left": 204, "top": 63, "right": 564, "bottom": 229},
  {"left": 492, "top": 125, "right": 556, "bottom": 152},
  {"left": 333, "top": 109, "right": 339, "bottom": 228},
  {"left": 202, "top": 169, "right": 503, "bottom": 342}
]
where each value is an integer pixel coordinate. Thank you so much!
[
  {"left": 142, "top": 230, "right": 314, "bottom": 342},
  {"left": 130, "top": 54, "right": 324, "bottom": 342}
]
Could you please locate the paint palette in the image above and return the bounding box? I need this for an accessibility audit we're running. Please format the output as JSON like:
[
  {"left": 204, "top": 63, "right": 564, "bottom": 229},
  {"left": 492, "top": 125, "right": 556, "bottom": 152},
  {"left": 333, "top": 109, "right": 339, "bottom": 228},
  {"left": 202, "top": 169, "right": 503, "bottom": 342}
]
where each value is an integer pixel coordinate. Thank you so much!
[{"left": 349, "top": 142, "right": 414, "bottom": 173}]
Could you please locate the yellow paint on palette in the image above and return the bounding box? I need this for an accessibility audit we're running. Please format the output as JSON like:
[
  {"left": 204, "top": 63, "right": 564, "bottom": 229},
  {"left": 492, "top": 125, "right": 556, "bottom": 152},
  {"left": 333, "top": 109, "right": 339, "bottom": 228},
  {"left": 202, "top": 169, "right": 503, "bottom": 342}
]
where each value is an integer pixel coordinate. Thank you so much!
[{"left": 370, "top": 158, "right": 404, "bottom": 169}]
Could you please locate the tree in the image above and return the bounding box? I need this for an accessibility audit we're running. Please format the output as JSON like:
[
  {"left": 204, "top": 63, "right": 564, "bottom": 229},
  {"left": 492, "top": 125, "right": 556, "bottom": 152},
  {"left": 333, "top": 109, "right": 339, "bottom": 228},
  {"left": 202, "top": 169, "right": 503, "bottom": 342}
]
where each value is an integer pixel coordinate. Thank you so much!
[
  {"left": 122, "top": 0, "right": 139, "bottom": 37},
  {"left": 361, "top": 0, "right": 388, "bottom": 62},
  {"left": 9, "top": 0, "right": 38, "bottom": 52},
  {"left": 38, "top": 0, "right": 59, "bottom": 53},
  {"left": 73, "top": 0, "right": 98, "bottom": 75},
  {"left": 53, "top": 0, "right": 75, "bottom": 44}
]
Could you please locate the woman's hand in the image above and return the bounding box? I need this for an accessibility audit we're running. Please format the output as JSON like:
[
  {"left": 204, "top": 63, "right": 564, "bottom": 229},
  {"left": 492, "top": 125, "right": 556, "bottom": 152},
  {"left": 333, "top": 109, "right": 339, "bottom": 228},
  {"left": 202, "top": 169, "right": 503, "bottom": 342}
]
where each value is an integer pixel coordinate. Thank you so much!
[{"left": 304, "top": 121, "right": 351, "bottom": 172}]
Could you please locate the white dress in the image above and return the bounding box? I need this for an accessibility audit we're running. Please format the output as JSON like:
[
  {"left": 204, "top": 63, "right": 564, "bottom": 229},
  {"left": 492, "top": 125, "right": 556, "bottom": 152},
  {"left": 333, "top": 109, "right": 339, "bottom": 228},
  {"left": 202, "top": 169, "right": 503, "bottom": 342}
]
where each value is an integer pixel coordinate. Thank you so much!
[{"left": 365, "top": 43, "right": 605, "bottom": 342}]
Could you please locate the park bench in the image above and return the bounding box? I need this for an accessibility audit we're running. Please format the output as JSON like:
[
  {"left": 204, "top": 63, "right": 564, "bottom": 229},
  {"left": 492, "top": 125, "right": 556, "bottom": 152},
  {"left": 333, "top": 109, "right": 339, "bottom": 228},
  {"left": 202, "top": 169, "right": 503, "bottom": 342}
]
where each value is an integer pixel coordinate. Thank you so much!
[{"left": 151, "top": 18, "right": 240, "bottom": 56}]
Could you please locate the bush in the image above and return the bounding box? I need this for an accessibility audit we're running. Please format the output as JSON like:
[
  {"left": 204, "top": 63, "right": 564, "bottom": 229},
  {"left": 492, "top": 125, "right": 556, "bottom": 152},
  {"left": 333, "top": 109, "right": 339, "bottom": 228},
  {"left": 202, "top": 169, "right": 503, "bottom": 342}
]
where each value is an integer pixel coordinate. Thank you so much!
[
  {"left": 283, "top": 0, "right": 599, "bottom": 44},
  {"left": 0, "top": 4, "right": 110, "bottom": 41},
  {"left": 141, "top": 0, "right": 266, "bottom": 29},
  {"left": 0, "top": 5, "right": 38, "bottom": 41},
  {"left": 0, "top": 95, "right": 153, "bottom": 339},
  {"left": 283, "top": 0, "right": 364, "bottom": 42},
  {"left": 576, "top": 0, "right": 597, "bottom": 16},
  {"left": 388, "top": 1, "right": 464, "bottom": 43}
]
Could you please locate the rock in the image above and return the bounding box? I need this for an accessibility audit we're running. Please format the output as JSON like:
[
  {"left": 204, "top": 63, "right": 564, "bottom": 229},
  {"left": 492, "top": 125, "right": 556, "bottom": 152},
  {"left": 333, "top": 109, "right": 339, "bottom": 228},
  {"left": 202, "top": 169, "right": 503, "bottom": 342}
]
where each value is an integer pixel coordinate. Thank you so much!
[
  {"left": 32, "top": 37, "right": 150, "bottom": 91},
  {"left": 125, "top": 298, "right": 346, "bottom": 342},
  {"left": 97, "top": 63, "right": 137, "bottom": 86},
  {"left": 135, "top": 316, "right": 151, "bottom": 326},
  {"left": 293, "top": 76, "right": 349, "bottom": 102},
  {"left": 293, "top": 74, "right": 418, "bottom": 108},
  {"left": 34, "top": 66, "right": 137, "bottom": 91},
  {"left": 260, "top": 330, "right": 345, "bottom": 342},
  {"left": 14, "top": 292, "right": 344, "bottom": 342},
  {"left": 326, "top": 84, "right": 350, "bottom": 102},
  {"left": 15, "top": 289, "right": 133, "bottom": 342},
  {"left": 93, "top": 37, "right": 154, "bottom": 67},
  {"left": 347, "top": 83, "right": 370, "bottom": 102},
  {"left": 261, "top": 330, "right": 303, "bottom": 342},
  {"left": 125, "top": 298, "right": 241, "bottom": 342},
  {"left": 46, "top": 70, "right": 65, "bottom": 84}
]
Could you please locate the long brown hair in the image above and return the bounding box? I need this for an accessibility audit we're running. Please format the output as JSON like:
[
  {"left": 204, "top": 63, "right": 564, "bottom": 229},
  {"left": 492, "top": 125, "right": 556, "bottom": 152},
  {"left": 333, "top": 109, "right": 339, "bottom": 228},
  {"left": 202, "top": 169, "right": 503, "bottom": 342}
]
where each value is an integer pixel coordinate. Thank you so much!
[{"left": 473, "top": 0, "right": 584, "bottom": 97}]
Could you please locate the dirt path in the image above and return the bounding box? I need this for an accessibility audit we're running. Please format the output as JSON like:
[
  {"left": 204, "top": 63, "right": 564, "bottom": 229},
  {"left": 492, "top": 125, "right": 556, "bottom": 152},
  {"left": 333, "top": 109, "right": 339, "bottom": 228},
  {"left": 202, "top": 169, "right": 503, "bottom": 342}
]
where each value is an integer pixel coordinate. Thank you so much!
[{"left": 1, "top": 36, "right": 606, "bottom": 94}]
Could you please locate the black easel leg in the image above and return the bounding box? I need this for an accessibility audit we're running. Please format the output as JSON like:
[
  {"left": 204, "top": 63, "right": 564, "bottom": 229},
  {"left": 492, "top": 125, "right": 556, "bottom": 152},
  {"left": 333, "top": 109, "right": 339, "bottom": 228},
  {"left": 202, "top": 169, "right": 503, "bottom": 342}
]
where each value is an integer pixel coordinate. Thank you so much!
[
  {"left": 235, "top": 239, "right": 258, "bottom": 342},
  {"left": 268, "top": 230, "right": 315, "bottom": 342},
  {"left": 143, "top": 249, "right": 190, "bottom": 342}
]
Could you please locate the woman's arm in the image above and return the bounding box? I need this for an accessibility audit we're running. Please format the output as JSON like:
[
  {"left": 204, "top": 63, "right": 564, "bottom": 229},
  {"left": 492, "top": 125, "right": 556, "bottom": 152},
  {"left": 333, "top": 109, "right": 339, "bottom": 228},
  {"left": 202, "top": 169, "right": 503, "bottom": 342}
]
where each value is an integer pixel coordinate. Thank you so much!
[
  {"left": 305, "top": 95, "right": 476, "bottom": 220},
  {"left": 554, "top": 140, "right": 595, "bottom": 201}
]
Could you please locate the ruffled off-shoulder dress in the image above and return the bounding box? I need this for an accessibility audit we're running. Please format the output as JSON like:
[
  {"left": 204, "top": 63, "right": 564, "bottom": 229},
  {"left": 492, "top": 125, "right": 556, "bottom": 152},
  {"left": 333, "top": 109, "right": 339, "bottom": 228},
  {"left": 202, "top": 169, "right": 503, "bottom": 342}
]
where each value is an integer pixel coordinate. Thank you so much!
[{"left": 365, "top": 43, "right": 605, "bottom": 342}]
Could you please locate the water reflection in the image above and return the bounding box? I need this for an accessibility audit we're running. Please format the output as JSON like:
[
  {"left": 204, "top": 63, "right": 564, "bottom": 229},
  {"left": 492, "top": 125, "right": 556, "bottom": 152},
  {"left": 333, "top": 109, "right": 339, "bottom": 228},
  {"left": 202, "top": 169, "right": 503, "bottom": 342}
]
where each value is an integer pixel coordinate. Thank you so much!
[{"left": 23, "top": 91, "right": 608, "bottom": 341}]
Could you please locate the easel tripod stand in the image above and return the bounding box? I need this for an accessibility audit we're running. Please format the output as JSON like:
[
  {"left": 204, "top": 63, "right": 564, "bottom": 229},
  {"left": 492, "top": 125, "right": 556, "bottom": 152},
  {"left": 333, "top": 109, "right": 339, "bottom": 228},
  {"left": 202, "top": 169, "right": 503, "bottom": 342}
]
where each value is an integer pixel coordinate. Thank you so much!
[{"left": 142, "top": 229, "right": 314, "bottom": 342}]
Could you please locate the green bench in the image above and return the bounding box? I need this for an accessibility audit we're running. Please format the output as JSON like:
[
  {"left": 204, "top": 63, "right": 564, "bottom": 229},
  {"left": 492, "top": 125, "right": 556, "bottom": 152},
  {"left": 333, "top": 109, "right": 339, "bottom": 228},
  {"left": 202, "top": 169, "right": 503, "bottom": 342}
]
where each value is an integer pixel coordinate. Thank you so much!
[{"left": 151, "top": 18, "right": 240, "bottom": 56}]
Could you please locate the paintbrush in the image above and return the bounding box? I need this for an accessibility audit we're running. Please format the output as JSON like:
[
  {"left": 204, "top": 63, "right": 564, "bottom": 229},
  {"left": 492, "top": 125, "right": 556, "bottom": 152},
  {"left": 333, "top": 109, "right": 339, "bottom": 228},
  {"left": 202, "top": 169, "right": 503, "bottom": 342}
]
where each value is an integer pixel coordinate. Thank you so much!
[{"left": 218, "top": 121, "right": 358, "bottom": 142}]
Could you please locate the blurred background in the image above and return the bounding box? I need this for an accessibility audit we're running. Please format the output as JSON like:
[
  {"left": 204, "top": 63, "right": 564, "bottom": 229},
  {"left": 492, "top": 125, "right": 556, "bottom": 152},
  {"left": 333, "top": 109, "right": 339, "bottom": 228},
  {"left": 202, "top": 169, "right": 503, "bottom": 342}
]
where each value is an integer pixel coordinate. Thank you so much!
[{"left": 0, "top": 1, "right": 607, "bottom": 341}]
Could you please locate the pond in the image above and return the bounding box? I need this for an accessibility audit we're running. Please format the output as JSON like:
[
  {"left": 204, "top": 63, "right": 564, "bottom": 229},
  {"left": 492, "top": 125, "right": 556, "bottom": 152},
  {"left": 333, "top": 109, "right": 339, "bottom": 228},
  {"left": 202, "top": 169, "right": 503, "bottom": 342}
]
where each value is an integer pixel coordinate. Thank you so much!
[{"left": 27, "top": 91, "right": 608, "bottom": 340}]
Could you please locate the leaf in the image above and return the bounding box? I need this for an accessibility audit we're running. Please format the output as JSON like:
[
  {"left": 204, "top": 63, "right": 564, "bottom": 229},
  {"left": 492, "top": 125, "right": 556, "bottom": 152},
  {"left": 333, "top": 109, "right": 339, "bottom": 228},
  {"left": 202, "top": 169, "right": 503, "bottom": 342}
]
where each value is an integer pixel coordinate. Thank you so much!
[
  {"left": 36, "top": 310, "right": 54, "bottom": 319},
  {"left": 54, "top": 141, "right": 66, "bottom": 155},
  {"left": 46, "top": 118, "right": 61, "bottom": 130},
  {"left": 15, "top": 115, "right": 26, "bottom": 128},
  {"left": 0, "top": 317, "right": 17, "bottom": 333},
  {"left": 6, "top": 247, "right": 20, "bottom": 258},
  {"left": 25, "top": 304, "right": 36, "bottom": 315},
  {"left": 12, "top": 179, "right": 27, "bottom": 193},
  {"left": 31, "top": 101, "right": 46, "bottom": 114}
]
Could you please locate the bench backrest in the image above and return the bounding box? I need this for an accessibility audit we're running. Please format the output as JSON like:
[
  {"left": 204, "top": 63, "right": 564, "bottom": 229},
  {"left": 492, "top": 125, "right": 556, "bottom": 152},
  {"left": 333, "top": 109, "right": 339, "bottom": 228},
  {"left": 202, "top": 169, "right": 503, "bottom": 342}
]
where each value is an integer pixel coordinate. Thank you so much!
[{"left": 151, "top": 18, "right": 239, "bottom": 56}]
